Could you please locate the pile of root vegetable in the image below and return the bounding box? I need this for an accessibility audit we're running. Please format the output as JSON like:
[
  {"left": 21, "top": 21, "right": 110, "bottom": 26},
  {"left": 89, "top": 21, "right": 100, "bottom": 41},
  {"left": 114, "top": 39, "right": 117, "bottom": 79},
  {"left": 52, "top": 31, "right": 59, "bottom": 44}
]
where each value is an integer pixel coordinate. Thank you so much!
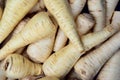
[{"left": 0, "top": 0, "right": 120, "bottom": 80}]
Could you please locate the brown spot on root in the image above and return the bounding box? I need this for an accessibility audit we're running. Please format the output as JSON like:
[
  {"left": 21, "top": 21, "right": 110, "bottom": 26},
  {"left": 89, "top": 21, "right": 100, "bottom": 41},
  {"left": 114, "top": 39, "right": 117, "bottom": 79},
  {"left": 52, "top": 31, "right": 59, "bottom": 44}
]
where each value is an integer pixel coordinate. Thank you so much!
[
  {"left": 105, "top": 0, "right": 108, "bottom": 4},
  {"left": 84, "top": 62, "right": 87, "bottom": 65},
  {"left": 90, "top": 9, "right": 103, "bottom": 13},
  {"left": 107, "top": 25, "right": 114, "bottom": 32},
  {"left": 4, "top": 57, "right": 13, "bottom": 71},
  {"left": 4, "top": 61, "right": 9, "bottom": 71},
  {"left": 98, "top": 10, "right": 102, "bottom": 12},
  {"left": 68, "top": 0, "right": 75, "bottom": 4},
  {"left": 81, "top": 70, "right": 86, "bottom": 76}
]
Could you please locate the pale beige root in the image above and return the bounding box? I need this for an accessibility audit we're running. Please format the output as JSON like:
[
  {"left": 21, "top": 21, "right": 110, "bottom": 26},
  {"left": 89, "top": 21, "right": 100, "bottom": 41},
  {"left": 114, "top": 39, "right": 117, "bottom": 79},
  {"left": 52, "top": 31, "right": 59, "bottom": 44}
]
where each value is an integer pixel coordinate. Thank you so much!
[
  {"left": 74, "top": 32, "right": 120, "bottom": 80},
  {"left": 1, "top": 31, "right": 13, "bottom": 48},
  {"left": 0, "top": 0, "right": 38, "bottom": 43},
  {"left": 88, "top": 0, "right": 106, "bottom": 32},
  {"left": 54, "top": 13, "right": 95, "bottom": 52},
  {"left": 1, "top": 54, "right": 42, "bottom": 79},
  {"left": 43, "top": 43, "right": 82, "bottom": 78},
  {"left": 1, "top": 18, "right": 30, "bottom": 48},
  {"left": 0, "top": 73, "right": 6, "bottom": 80},
  {"left": 29, "top": 0, "right": 45, "bottom": 13},
  {"left": 111, "top": 11, "right": 120, "bottom": 27},
  {"left": 82, "top": 24, "right": 119, "bottom": 51},
  {"left": 12, "top": 18, "right": 30, "bottom": 36},
  {"left": 1, "top": 18, "right": 29, "bottom": 54},
  {"left": 37, "top": 76, "right": 59, "bottom": 80},
  {"left": 54, "top": 23, "right": 115, "bottom": 52},
  {"left": 106, "top": 0, "right": 119, "bottom": 25},
  {"left": 27, "top": 21, "right": 57, "bottom": 63},
  {"left": 76, "top": 13, "right": 95, "bottom": 36},
  {"left": 68, "top": 24, "right": 120, "bottom": 79},
  {"left": 13, "top": 18, "right": 30, "bottom": 54},
  {"left": 69, "top": 0, "right": 86, "bottom": 18},
  {"left": 0, "top": 12, "right": 56, "bottom": 60},
  {"left": 44, "top": 0, "right": 84, "bottom": 52},
  {"left": 43, "top": 24, "right": 118, "bottom": 78},
  {"left": 1, "top": 18, "right": 29, "bottom": 55},
  {"left": 42, "top": 24, "right": 118, "bottom": 78},
  {"left": 53, "top": 28, "right": 68, "bottom": 52},
  {"left": 27, "top": 36, "right": 55, "bottom": 63},
  {"left": 97, "top": 50, "right": 120, "bottom": 80}
]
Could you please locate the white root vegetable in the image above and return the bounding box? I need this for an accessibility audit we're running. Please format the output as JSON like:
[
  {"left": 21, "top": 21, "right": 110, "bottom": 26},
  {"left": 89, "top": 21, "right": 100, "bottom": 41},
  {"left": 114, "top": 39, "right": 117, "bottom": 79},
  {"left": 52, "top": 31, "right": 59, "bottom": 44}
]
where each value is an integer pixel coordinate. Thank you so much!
[
  {"left": 82, "top": 25, "right": 118, "bottom": 51},
  {"left": 0, "top": 0, "right": 38, "bottom": 43},
  {"left": 13, "top": 18, "right": 30, "bottom": 54},
  {"left": 69, "top": 15, "right": 120, "bottom": 79},
  {"left": 1, "top": 18, "right": 30, "bottom": 54},
  {"left": 12, "top": 18, "right": 30, "bottom": 36},
  {"left": 0, "top": 12, "right": 56, "bottom": 60},
  {"left": 27, "top": 36, "right": 56, "bottom": 63},
  {"left": 29, "top": 0, "right": 45, "bottom": 13},
  {"left": 97, "top": 50, "right": 120, "bottom": 80},
  {"left": 1, "top": 54, "right": 42, "bottom": 79},
  {"left": 106, "top": 0, "right": 119, "bottom": 25},
  {"left": 0, "top": 73, "right": 6, "bottom": 80},
  {"left": 76, "top": 13, "right": 95, "bottom": 36},
  {"left": 54, "top": 13, "right": 95, "bottom": 52},
  {"left": 37, "top": 77, "right": 59, "bottom": 80},
  {"left": 43, "top": 24, "right": 118, "bottom": 78},
  {"left": 69, "top": 0, "right": 86, "bottom": 18},
  {"left": 44, "top": 0, "right": 84, "bottom": 52},
  {"left": 1, "top": 13, "right": 30, "bottom": 48},
  {"left": 88, "top": 0, "right": 106, "bottom": 32},
  {"left": 53, "top": 28, "right": 68, "bottom": 52},
  {"left": 74, "top": 31, "right": 120, "bottom": 80},
  {"left": 27, "top": 18, "right": 58, "bottom": 63},
  {"left": 43, "top": 43, "right": 82, "bottom": 78}
]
